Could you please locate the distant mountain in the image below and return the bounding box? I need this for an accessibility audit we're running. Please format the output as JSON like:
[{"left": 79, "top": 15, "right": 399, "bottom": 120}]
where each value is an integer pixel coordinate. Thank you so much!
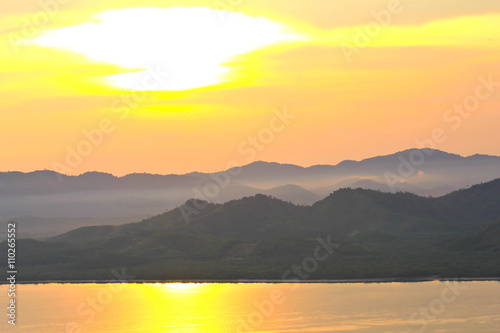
[
  {"left": 229, "top": 149, "right": 500, "bottom": 193},
  {"left": 4, "top": 178, "right": 499, "bottom": 281},
  {"left": 263, "top": 184, "right": 320, "bottom": 205},
  {"left": 315, "top": 178, "right": 424, "bottom": 197},
  {"left": 0, "top": 215, "right": 145, "bottom": 241},
  {"left": 1, "top": 148, "right": 499, "bottom": 223},
  {"left": 0, "top": 170, "right": 205, "bottom": 196}
]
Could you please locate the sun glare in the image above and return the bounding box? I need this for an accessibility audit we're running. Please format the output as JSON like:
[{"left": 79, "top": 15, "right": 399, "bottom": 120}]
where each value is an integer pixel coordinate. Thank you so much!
[
  {"left": 160, "top": 283, "right": 203, "bottom": 292},
  {"left": 30, "top": 7, "right": 300, "bottom": 91}
]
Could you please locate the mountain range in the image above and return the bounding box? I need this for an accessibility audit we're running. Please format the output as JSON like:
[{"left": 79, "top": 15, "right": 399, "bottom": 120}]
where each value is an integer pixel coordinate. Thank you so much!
[
  {"left": 1, "top": 148, "right": 499, "bottom": 239},
  {"left": 3, "top": 178, "right": 499, "bottom": 281}
]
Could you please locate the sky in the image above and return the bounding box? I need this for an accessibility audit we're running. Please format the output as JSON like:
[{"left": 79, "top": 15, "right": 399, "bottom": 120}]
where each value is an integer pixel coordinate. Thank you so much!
[{"left": 1, "top": 0, "right": 500, "bottom": 175}]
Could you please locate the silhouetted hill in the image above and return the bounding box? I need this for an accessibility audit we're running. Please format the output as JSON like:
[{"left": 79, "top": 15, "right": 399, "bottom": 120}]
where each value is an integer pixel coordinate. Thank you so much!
[
  {"left": 3, "top": 178, "right": 500, "bottom": 281},
  {"left": 2, "top": 149, "right": 499, "bottom": 239},
  {"left": 447, "top": 221, "right": 500, "bottom": 252},
  {"left": 47, "top": 178, "right": 500, "bottom": 245},
  {"left": 437, "top": 179, "right": 500, "bottom": 225}
]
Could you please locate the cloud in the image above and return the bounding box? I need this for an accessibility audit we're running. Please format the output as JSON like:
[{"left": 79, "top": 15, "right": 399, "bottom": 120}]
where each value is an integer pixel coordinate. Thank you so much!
[{"left": 30, "top": 7, "right": 300, "bottom": 91}]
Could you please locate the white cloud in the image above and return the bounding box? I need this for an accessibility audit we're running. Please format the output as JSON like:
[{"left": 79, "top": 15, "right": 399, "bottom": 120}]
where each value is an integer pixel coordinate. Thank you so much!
[{"left": 31, "top": 7, "right": 300, "bottom": 91}]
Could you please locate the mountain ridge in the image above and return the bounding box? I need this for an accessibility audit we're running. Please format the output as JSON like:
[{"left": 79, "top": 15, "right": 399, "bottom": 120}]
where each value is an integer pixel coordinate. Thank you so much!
[
  {"left": 3, "top": 148, "right": 499, "bottom": 179},
  {"left": 4, "top": 177, "right": 500, "bottom": 281},
  {"left": 1, "top": 148, "right": 499, "bottom": 225}
]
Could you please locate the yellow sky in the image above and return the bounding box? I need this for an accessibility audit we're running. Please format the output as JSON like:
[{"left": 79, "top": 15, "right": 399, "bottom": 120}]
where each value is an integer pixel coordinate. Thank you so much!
[{"left": 1, "top": 0, "right": 500, "bottom": 175}]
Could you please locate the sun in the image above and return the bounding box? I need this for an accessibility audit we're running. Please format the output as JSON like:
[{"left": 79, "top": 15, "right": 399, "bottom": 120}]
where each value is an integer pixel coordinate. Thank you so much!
[
  {"left": 30, "top": 7, "right": 300, "bottom": 91},
  {"left": 165, "top": 283, "right": 197, "bottom": 289},
  {"left": 161, "top": 283, "right": 203, "bottom": 292}
]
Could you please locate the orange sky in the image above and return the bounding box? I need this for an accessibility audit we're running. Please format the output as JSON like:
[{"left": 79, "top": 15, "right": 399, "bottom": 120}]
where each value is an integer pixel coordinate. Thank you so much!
[{"left": 1, "top": 0, "right": 500, "bottom": 175}]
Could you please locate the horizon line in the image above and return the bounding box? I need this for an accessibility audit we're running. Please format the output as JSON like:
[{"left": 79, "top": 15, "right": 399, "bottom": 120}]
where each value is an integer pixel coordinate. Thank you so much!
[{"left": 2, "top": 147, "right": 499, "bottom": 178}]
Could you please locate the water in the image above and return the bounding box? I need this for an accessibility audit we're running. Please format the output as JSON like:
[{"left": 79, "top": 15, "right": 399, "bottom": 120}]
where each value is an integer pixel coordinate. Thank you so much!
[{"left": 1, "top": 281, "right": 499, "bottom": 332}]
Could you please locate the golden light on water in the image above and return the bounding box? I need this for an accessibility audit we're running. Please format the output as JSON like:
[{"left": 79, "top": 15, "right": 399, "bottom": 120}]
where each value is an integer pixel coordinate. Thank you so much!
[
  {"left": 136, "top": 283, "right": 233, "bottom": 332},
  {"left": 2, "top": 282, "right": 500, "bottom": 332},
  {"left": 160, "top": 283, "right": 202, "bottom": 291}
]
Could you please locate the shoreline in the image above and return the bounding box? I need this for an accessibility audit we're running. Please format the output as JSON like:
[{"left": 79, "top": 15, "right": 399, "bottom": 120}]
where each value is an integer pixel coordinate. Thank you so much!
[{"left": 2, "top": 277, "right": 500, "bottom": 285}]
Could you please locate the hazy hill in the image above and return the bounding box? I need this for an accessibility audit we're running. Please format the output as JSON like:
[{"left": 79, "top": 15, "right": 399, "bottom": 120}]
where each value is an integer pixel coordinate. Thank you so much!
[
  {"left": 315, "top": 178, "right": 424, "bottom": 197},
  {"left": 32, "top": 181, "right": 500, "bottom": 263},
  {"left": 0, "top": 215, "right": 144, "bottom": 241},
  {"left": 1, "top": 149, "right": 499, "bottom": 233},
  {"left": 18, "top": 178, "right": 500, "bottom": 245},
  {"left": 262, "top": 184, "right": 320, "bottom": 205},
  {"left": 3, "top": 178, "right": 500, "bottom": 281},
  {"left": 2, "top": 149, "right": 498, "bottom": 199},
  {"left": 229, "top": 149, "right": 500, "bottom": 187}
]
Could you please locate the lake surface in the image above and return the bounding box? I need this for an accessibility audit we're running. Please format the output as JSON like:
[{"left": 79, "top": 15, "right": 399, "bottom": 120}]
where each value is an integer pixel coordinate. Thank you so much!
[{"left": 1, "top": 281, "right": 499, "bottom": 332}]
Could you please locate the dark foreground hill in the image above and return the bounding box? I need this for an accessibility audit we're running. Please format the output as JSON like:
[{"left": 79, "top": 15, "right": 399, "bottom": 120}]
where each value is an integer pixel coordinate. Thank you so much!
[{"left": 2, "top": 179, "right": 500, "bottom": 281}]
